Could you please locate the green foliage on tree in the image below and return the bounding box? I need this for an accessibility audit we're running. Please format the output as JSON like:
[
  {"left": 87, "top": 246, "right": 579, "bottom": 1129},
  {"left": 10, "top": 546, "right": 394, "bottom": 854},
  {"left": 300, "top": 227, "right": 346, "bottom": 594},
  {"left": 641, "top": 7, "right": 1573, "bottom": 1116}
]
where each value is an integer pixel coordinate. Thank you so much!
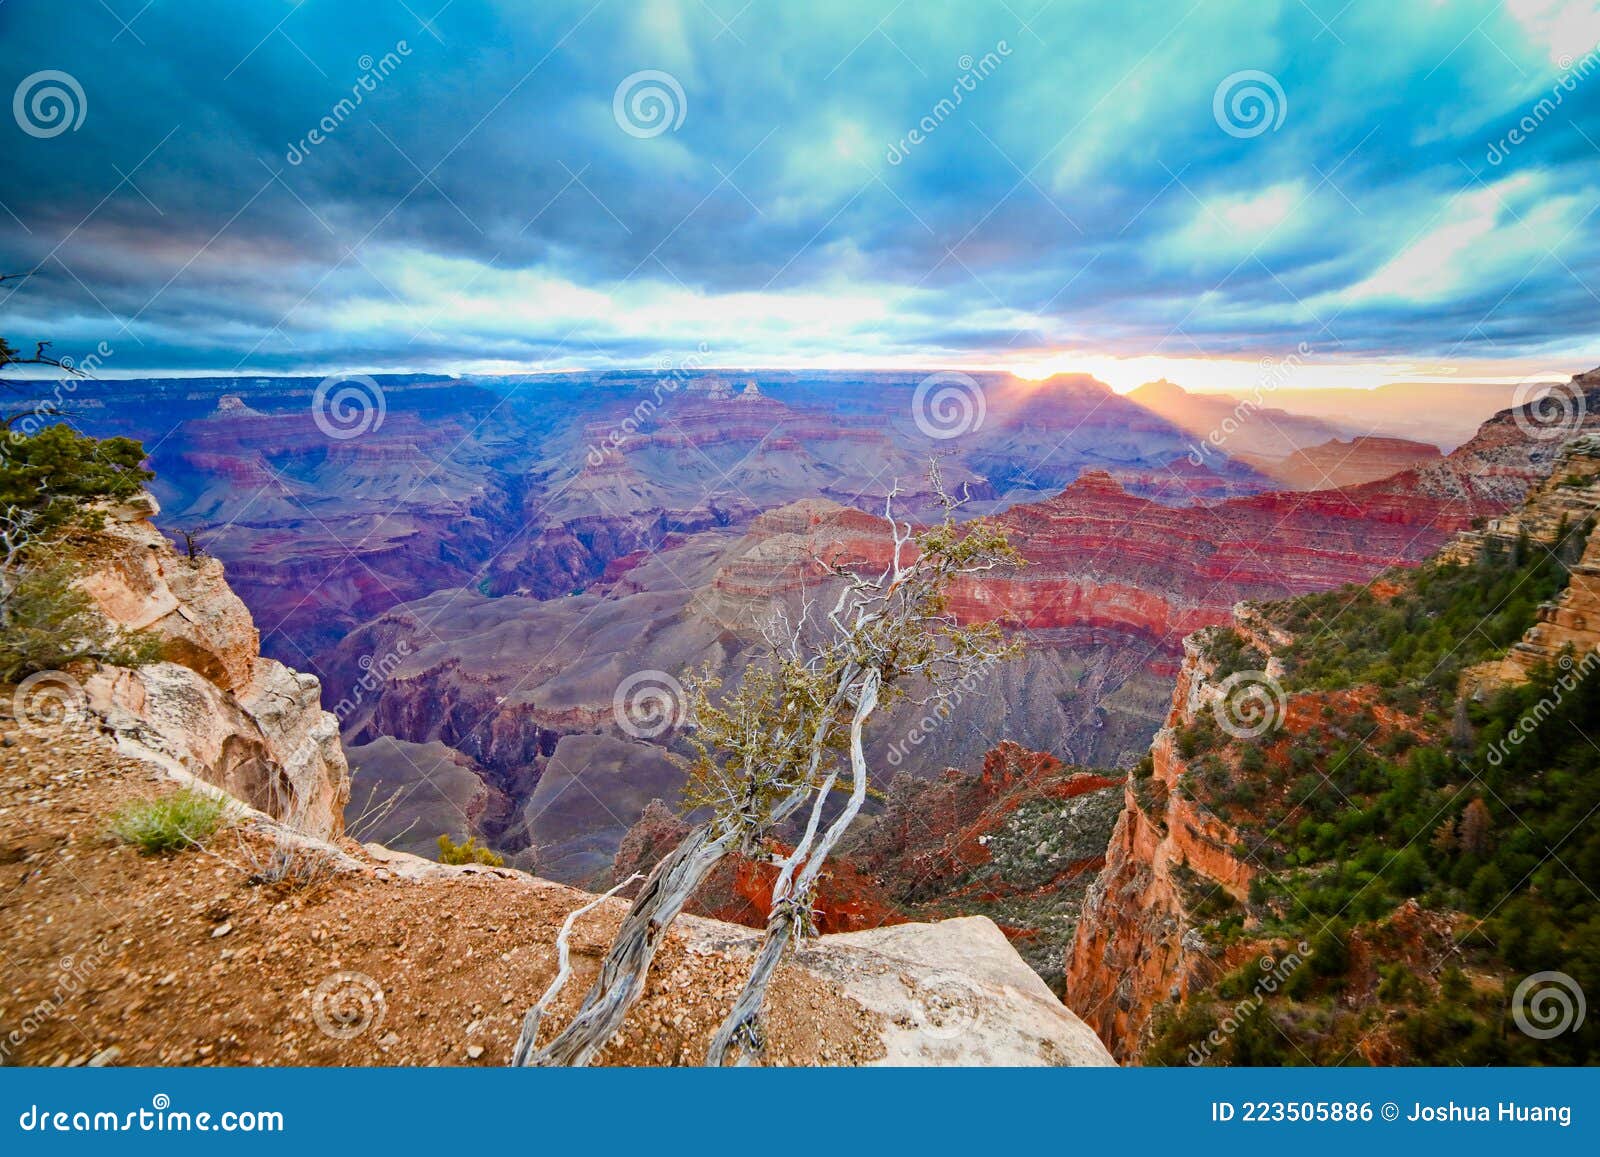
[
  {"left": 1269, "top": 518, "right": 1591, "bottom": 698},
  {"left": 1202, "top": 627, "right": 1267, "bottom": 682},
  {"left": 0, "top": 423, "right": 153, "bottom": 536}
]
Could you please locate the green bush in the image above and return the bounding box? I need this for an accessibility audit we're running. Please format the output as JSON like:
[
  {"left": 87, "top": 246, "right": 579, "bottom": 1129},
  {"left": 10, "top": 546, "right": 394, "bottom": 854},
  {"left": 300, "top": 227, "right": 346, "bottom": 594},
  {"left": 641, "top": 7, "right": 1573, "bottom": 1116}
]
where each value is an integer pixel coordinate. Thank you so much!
[
  {"left": 110, "top": 789, "right": 226, "bottom": 853},
  {"left": 1203, "top": 628, "right": 1267, "bottom": 682},
  {"left": 436, "top": 834, "right": 504, "bottom": 866},
  {"left": 0, "top": 557, "right": 160, "bottom": 681},
  {"left": 1269, "top": 520, "right": 1593, "bottom": 695}
]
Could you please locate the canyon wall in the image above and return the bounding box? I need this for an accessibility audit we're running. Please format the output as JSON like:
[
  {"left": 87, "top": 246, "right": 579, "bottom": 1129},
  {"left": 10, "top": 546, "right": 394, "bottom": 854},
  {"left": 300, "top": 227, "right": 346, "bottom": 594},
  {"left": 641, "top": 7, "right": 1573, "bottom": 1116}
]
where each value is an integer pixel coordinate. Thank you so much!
[
  {"left": 1064, "top": 380, "right": 1600, "bottom": 1061},
  {"left": 1062, "top": 632, "right": 1258, "bottom": 1059}
]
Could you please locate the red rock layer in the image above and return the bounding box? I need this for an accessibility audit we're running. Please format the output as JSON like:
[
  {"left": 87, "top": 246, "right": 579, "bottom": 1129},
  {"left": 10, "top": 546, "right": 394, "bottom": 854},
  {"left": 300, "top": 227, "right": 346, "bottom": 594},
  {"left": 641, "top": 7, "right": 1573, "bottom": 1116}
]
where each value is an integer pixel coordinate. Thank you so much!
[
  {"left": 609, "top": 801, "right": 904, "bottom": 934},
  {"left": 944, "top": 468, "right": 1473, "bottom": 640}
]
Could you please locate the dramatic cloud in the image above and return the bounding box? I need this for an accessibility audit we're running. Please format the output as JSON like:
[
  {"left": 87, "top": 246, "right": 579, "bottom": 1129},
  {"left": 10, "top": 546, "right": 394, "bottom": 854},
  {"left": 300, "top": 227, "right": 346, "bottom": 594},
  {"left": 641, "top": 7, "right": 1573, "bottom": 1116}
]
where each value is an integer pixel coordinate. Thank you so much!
[{"left": 1, "top": 0, "right": 1598, "bottom": 378}]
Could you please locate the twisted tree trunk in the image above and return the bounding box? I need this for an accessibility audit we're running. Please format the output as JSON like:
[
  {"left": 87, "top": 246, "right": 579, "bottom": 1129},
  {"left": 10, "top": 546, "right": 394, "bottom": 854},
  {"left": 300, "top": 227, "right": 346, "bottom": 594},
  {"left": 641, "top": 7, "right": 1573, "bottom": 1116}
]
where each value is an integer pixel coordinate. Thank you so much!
[
  {"left": 510, "top": 873, "right": 641, "bottom": 1065},
  {"left": 523, "top": 821, "right": 738, "bottom": 1066},
  {"left": 705, "top": 669, "right": 881, "bottom": 1065}
]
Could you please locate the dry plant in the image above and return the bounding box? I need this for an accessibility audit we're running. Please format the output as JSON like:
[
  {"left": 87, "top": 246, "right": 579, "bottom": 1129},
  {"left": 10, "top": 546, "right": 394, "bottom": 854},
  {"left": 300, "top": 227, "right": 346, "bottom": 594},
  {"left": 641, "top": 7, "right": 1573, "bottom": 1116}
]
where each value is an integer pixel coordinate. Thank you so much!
[{"left": 345, "top": 780, "right": 413, "bottom": 845}]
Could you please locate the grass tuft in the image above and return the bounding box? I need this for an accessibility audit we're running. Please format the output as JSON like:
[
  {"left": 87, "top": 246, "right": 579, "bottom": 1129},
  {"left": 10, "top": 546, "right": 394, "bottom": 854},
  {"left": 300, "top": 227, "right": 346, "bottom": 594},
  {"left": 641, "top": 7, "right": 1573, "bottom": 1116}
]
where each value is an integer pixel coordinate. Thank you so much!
[{"left": 110, "top": 789, "right": 226, "bottom": 854}]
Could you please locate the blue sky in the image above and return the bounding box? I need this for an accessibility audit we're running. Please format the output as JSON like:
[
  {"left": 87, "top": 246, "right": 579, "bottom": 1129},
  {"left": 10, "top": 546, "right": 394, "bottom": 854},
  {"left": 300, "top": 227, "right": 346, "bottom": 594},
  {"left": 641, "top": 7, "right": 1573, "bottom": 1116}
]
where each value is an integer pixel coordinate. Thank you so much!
[{"left": 2, "top": 0, "right": 1599, "bottom": 389}]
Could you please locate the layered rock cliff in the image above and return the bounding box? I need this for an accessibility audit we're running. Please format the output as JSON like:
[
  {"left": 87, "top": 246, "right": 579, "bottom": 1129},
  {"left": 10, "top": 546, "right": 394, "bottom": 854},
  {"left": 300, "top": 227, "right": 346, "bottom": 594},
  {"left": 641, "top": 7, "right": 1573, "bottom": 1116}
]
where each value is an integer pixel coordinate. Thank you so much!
[
  {"left": 1064, "top": 387, "right": 1600, "bottom": 1063},
  {"left": 1062, "top": 631, "right": 1260, "bottom": 1058},
  {"left": 1456, "top": 434, "right": 1600, "bottom": 690},
  {"left": 326, "top": 418, "right": 1541, "bottom": 877},
  {"left": 67, "top": 495, "right": 350, "bottom": 837}
]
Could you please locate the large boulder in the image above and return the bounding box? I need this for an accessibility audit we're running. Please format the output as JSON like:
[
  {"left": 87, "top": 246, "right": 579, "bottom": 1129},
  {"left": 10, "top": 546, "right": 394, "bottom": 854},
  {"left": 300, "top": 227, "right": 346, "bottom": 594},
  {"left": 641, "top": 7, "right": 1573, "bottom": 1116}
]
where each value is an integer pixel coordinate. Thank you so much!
[{"left": 690, "top": 914, "right": 1115, "bottom": 1066}]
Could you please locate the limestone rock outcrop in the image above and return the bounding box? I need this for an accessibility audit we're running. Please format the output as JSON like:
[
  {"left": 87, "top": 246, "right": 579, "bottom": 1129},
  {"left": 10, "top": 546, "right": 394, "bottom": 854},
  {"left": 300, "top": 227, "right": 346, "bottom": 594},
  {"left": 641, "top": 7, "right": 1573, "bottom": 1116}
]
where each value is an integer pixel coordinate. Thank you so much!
[
  {"left": 1063, "top": 632, "right": 1254, "bottom": 1058},
  {"left": 788, "top": 916, "right": 1115, "bottom": 1066},
  {"left": 73, "top": 496, "right": 349, "bottom": 837}
]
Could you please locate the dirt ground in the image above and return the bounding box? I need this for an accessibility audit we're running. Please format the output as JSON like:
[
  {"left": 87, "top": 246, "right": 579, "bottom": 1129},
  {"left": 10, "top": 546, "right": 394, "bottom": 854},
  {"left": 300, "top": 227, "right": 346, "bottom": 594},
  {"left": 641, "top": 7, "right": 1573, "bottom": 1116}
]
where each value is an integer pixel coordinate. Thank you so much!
[{"left": 0, "top": 712, "right": 884, "bottom": 1067}]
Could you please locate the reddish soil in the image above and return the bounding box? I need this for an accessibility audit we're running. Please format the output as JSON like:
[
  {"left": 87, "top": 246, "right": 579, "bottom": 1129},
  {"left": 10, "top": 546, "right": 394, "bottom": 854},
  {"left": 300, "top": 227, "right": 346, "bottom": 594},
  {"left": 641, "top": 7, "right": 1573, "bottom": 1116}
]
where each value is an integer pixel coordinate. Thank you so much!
[{"left": 0, "top": 714, "right": 884, "bottom": 1067}]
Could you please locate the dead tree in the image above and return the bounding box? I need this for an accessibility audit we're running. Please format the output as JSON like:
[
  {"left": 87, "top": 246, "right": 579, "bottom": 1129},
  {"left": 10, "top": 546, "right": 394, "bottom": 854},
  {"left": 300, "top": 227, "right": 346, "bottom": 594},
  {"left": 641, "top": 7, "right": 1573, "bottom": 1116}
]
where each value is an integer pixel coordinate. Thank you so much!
[
  {"left": 515, "top": 466, "right": 1021, "bottom": 1066},
  {"left": 2, "top": 273, "right": 88, "bottom": 432}
]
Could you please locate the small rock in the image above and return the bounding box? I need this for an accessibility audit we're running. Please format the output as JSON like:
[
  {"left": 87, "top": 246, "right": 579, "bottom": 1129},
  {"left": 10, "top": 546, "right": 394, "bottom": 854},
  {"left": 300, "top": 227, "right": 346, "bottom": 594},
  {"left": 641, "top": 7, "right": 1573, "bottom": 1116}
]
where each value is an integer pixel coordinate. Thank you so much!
[
  {"left": 87, "top": 1047, "right": 122, "bottom": 1067},
  {"left": 466, "top": 1045, "right": 485, "bottom": 1060},
  {"left": 211, "top": 922, "right": 233, "bottom": 939}
]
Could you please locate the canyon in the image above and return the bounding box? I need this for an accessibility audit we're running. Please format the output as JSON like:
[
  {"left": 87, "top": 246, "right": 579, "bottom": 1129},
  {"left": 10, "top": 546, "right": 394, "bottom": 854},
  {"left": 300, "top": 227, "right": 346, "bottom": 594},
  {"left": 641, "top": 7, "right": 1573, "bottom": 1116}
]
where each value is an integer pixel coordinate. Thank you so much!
[
  {"left": 5, "top": 363, "right": 1597, "bottom": 1067},
  {"left": 1, "top": 487, "right": 1111, "bottom": 1066},
  {"left": 46, "top": 368, "right": 1581, "bottom": 887}
]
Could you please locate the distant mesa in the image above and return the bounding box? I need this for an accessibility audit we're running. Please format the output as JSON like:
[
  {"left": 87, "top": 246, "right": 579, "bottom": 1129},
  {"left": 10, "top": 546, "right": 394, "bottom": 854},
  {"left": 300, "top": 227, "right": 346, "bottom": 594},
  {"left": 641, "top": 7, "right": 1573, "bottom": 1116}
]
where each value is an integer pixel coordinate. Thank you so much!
[
  {"left": 683, "top": 377, "right": 762, "bottom": 401},
  {"left": 688, "top": 377, "right": 734, "bottom": 400},
  {"left": 214, "top": 394, "right": 266, "bottom": 417},
  {"left": 1239, "top": 435, "right": 1443, "bottom": 490}
]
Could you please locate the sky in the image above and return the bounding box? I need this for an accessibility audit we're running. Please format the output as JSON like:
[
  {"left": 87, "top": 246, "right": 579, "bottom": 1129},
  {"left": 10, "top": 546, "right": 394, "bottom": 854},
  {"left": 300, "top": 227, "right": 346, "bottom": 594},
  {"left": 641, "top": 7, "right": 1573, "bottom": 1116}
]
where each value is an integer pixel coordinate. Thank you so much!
[{"left": 2, "top": 0, "right": 1600, "bottom": 391}]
